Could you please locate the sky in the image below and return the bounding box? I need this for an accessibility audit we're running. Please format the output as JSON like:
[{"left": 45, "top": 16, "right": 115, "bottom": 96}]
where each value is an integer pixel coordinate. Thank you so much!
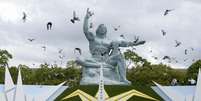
[{"left": 0, "top": 0, "right": 201, "bottom": 68}]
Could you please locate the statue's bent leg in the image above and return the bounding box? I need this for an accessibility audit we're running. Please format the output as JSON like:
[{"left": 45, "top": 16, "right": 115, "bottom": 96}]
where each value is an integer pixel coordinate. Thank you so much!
[
  {"left": 76, "top": 57, "right": 100, "bottom": 68},
  {"left": 117, "top": 59, "right": 130, "bottom": 84},
  {"left": 110, "top": 54, "right": 131, "bottom": 84}
]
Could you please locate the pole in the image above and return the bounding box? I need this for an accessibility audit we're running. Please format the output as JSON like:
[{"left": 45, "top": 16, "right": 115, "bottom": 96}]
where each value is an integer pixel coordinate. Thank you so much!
[{"left": 98, "top": 55, "right": 105, "bottom": 101}]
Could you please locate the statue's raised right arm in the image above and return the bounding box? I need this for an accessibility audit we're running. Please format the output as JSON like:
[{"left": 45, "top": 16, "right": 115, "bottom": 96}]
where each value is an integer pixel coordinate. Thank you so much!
[{"left": 83, "top": 8, "right": 94, "bottom": 41}]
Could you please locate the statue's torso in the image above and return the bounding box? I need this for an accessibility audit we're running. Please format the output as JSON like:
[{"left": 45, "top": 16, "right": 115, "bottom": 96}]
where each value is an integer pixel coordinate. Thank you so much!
[{"left": 89, "top": 37, "right": 111, "bottom": 58}]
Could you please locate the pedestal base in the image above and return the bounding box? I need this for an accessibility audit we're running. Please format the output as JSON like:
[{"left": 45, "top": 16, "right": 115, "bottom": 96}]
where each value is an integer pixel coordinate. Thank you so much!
[{"left": 80, "top": 67, "right": 129, "bottom": 85}]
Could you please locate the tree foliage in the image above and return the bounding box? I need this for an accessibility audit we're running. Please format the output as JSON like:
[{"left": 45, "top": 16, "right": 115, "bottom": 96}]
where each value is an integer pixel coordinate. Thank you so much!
[
  {"left": 127, "top": 64, "right": 187, "bottom": 86},
  {"left": 0, "top": 49, "right": 12, "bottom": 67},
  {"left": 187, "top": 60, "right": 201, "bottom": 80},
  {"left": 124, "top": 49, "right": 187, "bottom": 85},
  {"left": 0, "top": 49, "right": 196, "bottom": 86},
  {"left": 124, "top": 49, "right": 150, "bottom": 67},
  {"left": 0, "top": 61, "right": 81, "bottom": 87}
]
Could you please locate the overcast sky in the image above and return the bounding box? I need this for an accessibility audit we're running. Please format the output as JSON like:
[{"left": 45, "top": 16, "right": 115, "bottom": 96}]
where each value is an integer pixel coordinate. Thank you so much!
[{"left": 0, "top": 0, "right": 201, "bottom": 68}]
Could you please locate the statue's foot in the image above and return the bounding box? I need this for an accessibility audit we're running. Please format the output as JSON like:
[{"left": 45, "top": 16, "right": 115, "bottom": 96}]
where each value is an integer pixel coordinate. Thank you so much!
[
  {"left": 125, "top": 80, "right": 131, "bottom": 85},
  {"left": 120, "top": 79, "right": 131, "bottom": 85}
]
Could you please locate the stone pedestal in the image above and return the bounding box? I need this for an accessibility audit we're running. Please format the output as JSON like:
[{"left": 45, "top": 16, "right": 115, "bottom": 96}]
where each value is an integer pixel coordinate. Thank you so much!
[{"left": 80, "top": 66, "right": 127, "bottom": 85}]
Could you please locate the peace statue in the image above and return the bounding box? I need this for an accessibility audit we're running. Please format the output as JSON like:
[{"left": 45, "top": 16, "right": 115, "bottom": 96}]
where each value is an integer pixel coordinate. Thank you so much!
[{"left": 76, "top": 9, "right": 145, "bottom": 85}]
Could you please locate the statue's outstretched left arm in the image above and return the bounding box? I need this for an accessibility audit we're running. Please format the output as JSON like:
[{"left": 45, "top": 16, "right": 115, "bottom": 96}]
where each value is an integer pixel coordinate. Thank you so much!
[{"left": 116, "top": 40, "right": 146, "bottom": 47}]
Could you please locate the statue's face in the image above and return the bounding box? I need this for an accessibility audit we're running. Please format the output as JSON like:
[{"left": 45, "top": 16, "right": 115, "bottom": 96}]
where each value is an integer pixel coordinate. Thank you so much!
[{"left": 96, "top": 24, "right": 107, "bottom": 38}]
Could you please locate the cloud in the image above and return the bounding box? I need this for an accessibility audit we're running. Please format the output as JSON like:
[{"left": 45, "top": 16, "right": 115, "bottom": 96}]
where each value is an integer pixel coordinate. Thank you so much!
[{"left": 0, "top": 0, "right": 201, "bottom": 68}]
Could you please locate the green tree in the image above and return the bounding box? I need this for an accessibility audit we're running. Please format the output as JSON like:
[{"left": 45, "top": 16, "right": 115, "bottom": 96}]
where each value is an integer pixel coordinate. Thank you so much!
[
  {"left": 187, "top": 60, "right": 201, "bottom": 80},
  {"left": 124, "top": 49, "right": 187, "bottom": 86},
  {"left": 9, "top": 66, "right": 18, "bottom": 84},
  {"left": 34, "top": 63, "right": 51, "bottom": 85},
  {"left": 127, "top": 64, "right": 171, "bottom": 85},
  {"left": 65, "top": 60, "right": 81, "bottom": 87},
  {"left": 0, "top": 67, "right": 5, "bottom": 83},
  {"left": 127, "top": 64, "right": 187, "bottom": 86},
  {"left": 124, "top": 49, "right": 150, "bottom": 67},
  {"left": 18, "top": 64, "right": 35, "bottom": 84},
  {"left": 0, "top": 49, "right": 12, "bottom": 67}
]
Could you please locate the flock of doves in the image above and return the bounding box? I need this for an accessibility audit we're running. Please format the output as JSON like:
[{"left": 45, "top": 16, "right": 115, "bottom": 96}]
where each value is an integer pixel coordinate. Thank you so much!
[
  {"left": 22, "top": 10, "right": 91, "bottom": 66},
  {"left": 151, "top": 9, "right": 196, "bottom": 64},
  {"left": 21, "top": 8, "right": 195, "bottom": 66}
]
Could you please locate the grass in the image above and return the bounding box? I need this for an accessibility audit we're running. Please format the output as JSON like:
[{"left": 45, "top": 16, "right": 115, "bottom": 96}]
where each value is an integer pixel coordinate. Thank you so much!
[{"left": 55, "top": 84, "right": 163, "bottom": 101}]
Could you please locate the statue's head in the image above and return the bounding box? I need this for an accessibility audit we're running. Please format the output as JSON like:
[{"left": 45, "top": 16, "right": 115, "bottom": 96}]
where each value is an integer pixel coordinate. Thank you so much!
[{"left": 96, "top": 24, "right": 107, "bottom": 38}]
